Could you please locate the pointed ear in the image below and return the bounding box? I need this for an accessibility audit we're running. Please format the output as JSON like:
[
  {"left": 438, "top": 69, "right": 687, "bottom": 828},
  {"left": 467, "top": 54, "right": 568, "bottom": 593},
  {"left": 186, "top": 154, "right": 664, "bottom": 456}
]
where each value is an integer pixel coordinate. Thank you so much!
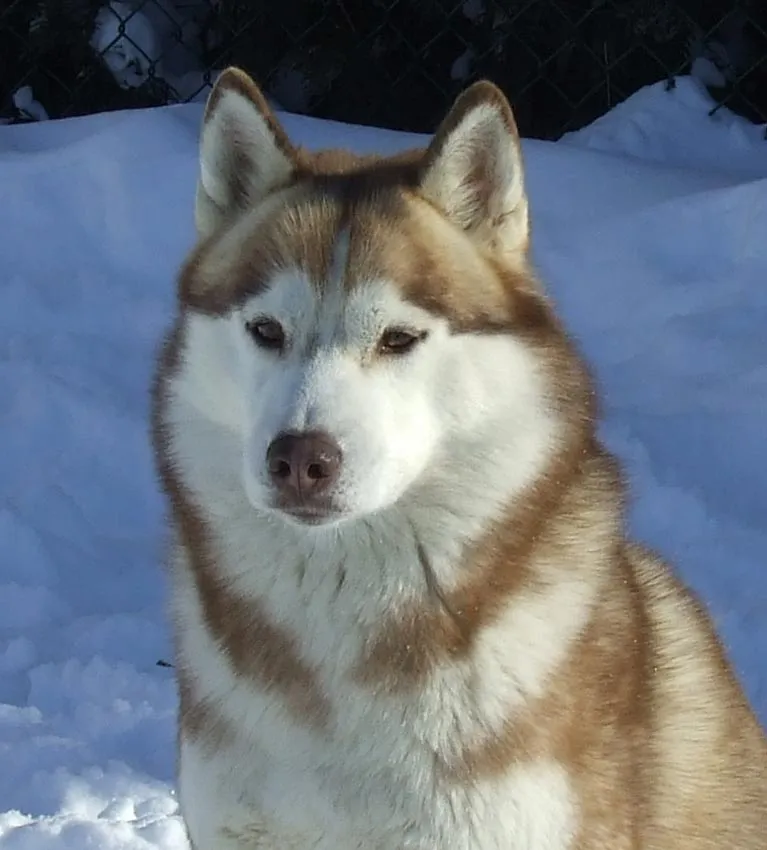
[
  {"left": 419, "top": 81, "right": 528, "bottom": 255},
  {"left": 195, "top": 67, "right": 298, "bottom": 238}
]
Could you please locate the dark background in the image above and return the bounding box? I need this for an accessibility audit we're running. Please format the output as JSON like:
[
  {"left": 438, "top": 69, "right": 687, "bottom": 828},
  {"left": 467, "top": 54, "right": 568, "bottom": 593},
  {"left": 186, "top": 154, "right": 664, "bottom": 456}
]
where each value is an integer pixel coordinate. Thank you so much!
[{"left": 1, "top": 0, "right": 766, "bottom": 139}]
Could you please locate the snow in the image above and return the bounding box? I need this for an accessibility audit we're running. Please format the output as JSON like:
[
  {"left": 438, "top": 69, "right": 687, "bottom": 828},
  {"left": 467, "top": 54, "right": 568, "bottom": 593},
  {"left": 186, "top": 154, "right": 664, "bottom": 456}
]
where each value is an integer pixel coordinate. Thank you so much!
[
  {"left": 11, "top": 89, "right": 49, "bottom": 124},
  {"left": 0, "top": 75, "right": 765, "bottom": 846}
]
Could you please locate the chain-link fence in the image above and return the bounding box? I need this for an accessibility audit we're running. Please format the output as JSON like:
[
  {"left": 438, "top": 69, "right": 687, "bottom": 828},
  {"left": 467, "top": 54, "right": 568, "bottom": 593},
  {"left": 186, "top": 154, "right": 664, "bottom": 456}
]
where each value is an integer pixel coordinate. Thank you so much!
[{"left": 1, "top": 0, "right": 766, "bottom": 139}]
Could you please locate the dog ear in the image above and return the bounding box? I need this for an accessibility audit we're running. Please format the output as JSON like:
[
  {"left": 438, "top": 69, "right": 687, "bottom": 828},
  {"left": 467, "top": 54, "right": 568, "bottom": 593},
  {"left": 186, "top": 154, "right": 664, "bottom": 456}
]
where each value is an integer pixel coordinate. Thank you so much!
[
  {"left": 195, "top": 68, "right": 298, "bottom": 238},
  {"left": 420, "top": 81, "right": 528, "bottom": 255}
]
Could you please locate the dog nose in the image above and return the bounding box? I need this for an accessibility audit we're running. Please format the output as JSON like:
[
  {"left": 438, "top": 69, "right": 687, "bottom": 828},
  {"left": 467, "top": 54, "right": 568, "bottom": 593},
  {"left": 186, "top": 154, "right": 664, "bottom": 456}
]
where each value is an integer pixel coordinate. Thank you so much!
[{"left": 266, "top": 431, "right": 342, "bottom": 502}]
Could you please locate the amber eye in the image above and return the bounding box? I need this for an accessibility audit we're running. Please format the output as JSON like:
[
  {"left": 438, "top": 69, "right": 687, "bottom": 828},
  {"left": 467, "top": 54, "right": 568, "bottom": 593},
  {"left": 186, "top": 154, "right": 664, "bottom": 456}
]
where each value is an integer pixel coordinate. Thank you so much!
[
  {"left": 378, "top": 328, "right": 428, "bottom": 356},
  {"left": 246, "top": 318, "right": 285, "bottom": 351}
]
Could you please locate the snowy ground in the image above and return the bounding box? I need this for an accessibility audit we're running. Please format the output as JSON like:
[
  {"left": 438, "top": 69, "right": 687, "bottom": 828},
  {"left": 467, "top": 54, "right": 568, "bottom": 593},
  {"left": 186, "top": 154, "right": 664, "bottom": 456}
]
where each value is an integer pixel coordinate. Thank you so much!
[{"left": 1, "top": 76, "right": 765, "bottom": 847}]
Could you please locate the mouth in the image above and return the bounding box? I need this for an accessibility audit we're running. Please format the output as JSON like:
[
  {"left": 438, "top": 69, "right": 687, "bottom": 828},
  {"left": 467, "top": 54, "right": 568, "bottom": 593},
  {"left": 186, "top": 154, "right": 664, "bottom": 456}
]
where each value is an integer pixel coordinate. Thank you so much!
[{"left": 273, "top": 501, "right": 344, "bottom": 527}]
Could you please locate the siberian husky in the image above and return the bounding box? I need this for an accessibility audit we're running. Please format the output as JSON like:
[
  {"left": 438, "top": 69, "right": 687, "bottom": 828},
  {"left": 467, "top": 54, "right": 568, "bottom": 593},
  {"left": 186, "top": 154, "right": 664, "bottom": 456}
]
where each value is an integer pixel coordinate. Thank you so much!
[{"left": 151, "top": 67, "right": 767, "bottom": 849}]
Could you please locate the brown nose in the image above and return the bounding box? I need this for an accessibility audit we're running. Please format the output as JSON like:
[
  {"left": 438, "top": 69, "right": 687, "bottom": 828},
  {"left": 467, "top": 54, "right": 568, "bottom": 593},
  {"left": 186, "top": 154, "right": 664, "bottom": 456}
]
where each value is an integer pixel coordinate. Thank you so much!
[{"left": 266, "top": 431, "right": 342, "bottom": 503}]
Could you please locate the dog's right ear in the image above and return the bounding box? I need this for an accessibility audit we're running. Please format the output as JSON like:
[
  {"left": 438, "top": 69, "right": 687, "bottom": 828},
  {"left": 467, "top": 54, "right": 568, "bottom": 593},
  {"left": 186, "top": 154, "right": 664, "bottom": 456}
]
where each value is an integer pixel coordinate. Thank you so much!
[{"left": 195, "top": 68, "right": 298, "bottom": 238}]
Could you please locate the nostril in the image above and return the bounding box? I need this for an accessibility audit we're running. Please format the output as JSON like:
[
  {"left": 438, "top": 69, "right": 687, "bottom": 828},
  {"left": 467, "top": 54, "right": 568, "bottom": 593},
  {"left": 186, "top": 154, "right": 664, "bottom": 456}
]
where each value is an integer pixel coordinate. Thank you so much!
[
  {"left": 272, "top": 459, "right": 292, "bottom": 479},
  {"left": 306, "top": 462, "right": 326, "bottom": 481}
]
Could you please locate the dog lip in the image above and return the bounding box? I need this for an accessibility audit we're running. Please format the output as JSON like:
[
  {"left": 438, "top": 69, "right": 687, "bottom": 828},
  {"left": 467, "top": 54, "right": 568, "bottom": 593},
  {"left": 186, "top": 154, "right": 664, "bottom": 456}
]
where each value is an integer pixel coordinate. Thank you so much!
[{"left": 275, "top": 503, "right": 342, "bottom": 526}]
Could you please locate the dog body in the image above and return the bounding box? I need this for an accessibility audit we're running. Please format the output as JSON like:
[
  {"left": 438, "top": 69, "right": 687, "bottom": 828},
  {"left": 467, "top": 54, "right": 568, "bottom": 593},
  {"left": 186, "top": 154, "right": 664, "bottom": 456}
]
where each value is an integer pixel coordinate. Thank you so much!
[{"left": 151, "top": 69, "right": 767, "bottom": 849}]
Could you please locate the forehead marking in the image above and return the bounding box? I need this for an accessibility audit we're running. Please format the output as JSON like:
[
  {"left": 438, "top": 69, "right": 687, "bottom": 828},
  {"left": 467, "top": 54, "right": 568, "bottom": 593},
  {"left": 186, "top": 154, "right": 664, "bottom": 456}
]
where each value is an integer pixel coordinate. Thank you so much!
[
  {"left": 327, "top": 225, "right": 352, "bottom": 292},
  {"left": 304, "top": 226, "right": 352, "bottom": 355}
]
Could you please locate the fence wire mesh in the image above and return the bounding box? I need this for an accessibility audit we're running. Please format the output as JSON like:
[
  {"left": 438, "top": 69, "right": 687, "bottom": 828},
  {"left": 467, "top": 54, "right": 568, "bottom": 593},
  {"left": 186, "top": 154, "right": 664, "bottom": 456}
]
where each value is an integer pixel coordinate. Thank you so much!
[{"left": 1, "top": 0, "right": 766, "bottom": 139}]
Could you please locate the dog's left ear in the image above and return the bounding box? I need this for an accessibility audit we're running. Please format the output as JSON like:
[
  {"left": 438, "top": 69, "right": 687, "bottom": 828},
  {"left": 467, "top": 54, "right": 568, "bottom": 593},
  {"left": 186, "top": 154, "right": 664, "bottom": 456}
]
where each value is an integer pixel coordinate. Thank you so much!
[{"left": 420, "top": 82, "right": 528, "bottom": 255}]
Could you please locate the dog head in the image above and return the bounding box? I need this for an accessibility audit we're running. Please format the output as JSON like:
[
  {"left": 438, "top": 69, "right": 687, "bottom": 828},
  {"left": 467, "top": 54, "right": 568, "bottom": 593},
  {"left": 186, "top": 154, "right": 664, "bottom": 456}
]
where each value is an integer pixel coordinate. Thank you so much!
[{"left": 160, "top": 69, "right": 591, "bottom": 529}]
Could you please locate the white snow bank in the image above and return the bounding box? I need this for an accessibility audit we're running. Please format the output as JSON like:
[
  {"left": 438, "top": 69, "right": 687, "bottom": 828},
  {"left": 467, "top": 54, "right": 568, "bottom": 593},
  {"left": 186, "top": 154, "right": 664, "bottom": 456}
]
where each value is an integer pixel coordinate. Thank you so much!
[{"left": 562, "top": 76, "right": 767, "bottom": 179}]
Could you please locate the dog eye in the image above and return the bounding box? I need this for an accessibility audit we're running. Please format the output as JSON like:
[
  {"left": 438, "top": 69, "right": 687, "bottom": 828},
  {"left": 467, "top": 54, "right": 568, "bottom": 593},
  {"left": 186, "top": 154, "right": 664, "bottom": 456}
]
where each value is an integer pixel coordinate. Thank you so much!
[
  {"left": 246, "top": 318, "right": 285, "bottom": 351},
  {"left": 378, "top": 328, "right": 428, "bottom": 355}
]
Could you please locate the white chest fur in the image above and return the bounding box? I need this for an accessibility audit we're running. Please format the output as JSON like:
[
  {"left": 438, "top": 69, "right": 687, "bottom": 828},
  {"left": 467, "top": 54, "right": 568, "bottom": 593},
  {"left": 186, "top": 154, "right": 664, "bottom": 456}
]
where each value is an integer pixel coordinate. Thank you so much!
[{"left": 172, "top": 507, "right": 585, "bottom": 850}]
